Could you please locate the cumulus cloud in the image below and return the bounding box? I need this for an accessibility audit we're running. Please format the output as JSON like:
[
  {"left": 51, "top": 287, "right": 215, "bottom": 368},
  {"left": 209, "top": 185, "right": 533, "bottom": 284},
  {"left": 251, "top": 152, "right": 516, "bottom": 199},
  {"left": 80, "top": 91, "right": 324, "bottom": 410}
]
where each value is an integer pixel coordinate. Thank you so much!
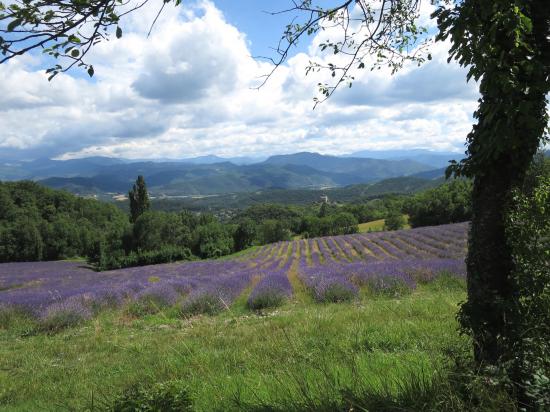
[{"left": 0, "top": 0, "right": 480, "bottom": 161}]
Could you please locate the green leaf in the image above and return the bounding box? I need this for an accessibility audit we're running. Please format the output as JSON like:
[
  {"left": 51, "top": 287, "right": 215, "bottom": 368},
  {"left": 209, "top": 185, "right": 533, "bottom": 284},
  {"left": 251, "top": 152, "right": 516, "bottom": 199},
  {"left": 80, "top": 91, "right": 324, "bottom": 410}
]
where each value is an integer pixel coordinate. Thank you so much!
[
  {"left": 87, "top": 65, "right": 94, "bottom": 77},
  {"left": 71, "top": 49, "right": 79, "bottom": 57},
  {"left": 116, "top": 26, "right": 122, "bottom": 39},
  {"left": 7, "top": 18, "right": 23, "bottom": 32}
]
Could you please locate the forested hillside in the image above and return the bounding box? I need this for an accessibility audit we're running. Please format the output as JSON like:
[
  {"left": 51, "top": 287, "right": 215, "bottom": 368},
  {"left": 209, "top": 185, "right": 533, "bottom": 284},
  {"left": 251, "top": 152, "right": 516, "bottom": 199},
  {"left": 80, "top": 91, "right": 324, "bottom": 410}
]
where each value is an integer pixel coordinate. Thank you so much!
[
  {"left": 0, "top": 175, "right": 476, "bottom": 266},
  {"left": 0, "top": 181, "right": 128, "bottom": 262}
]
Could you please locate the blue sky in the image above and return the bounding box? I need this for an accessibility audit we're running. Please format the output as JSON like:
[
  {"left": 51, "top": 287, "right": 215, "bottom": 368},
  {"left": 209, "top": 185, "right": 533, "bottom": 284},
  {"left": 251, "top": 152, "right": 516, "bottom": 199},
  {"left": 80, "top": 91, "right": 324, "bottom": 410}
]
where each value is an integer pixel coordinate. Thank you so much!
[
  {"left": 0, "top": 0, "right": 480, "bottom": 161},
  {"left": 214, "top": 0, "right": 307, "bottom": 57}
]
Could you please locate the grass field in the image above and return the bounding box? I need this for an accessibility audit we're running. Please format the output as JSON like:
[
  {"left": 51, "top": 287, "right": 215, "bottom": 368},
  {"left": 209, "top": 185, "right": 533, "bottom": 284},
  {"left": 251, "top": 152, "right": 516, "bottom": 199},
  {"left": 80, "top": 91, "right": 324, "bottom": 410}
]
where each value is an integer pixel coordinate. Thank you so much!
[
  {"left": 1, "top": 223, "right": 513, "bottom": 411},
  {"left": 0, "top": 279, "right": 470, "bottom": 411},
  {"left": 358, "top": 215, "right": 411, "bottom": 233}
]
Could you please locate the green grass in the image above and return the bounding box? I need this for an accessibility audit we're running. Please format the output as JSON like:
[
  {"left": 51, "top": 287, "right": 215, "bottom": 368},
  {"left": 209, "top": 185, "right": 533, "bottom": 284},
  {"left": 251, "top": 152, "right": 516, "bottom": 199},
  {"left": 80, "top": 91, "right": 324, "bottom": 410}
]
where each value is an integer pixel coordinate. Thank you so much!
[
  {"left": 217, "top": 246, "right": 261, "bottom": 261},
  {"left": 0, "top": 280, "right": 483, "bottom": 411},
  {"left": 358, "top": 215, "right": 411, "bottom": 233}
]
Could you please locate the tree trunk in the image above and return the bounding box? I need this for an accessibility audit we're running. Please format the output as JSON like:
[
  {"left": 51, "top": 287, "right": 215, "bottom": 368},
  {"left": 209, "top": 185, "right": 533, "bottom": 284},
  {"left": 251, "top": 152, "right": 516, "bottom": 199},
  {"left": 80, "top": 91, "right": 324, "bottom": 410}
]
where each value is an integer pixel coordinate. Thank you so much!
[
  {"left": 457, "top": 1, "right": 549, "bottom": 366},
  {"left": 465, "top": 163, "right": 516, "bottom": 364}
]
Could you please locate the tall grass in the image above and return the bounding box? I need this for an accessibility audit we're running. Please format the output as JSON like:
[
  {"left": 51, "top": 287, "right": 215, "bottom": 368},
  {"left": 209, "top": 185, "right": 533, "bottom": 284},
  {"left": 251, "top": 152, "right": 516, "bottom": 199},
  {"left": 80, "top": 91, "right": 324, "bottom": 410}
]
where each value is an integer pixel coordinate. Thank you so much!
[{"left": 0, "top": 283, "right": 487, "bottom": 411}]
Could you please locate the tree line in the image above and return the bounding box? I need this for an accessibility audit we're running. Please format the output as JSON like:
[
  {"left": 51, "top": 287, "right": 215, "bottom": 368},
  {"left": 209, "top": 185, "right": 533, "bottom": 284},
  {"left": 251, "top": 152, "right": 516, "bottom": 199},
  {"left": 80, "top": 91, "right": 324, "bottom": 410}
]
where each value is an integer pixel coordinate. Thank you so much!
[{"left": 0, "top": 174, "right": 479, "bottom": 268}]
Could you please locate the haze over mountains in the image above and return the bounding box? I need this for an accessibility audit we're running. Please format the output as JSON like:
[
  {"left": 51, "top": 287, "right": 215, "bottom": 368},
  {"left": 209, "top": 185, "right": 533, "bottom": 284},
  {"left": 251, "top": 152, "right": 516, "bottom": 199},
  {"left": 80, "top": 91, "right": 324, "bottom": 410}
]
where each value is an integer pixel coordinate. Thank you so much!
[{"left": 0, "top": 150, "right": 463, "bottom": 197}]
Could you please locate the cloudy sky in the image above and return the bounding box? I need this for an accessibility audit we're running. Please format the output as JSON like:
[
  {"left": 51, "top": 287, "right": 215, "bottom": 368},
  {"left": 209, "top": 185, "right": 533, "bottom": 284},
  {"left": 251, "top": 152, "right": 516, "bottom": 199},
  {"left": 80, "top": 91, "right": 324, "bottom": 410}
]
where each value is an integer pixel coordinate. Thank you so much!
[{"left": 0, "top": 0, "right": 480, "bottom": 161}]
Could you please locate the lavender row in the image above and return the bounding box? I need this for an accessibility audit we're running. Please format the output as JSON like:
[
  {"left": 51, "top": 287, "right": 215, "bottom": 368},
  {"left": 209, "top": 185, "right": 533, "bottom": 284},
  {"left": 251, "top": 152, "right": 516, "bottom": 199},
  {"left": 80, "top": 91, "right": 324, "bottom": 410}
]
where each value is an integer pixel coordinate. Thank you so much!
[
  {"left": 299, "top": 257, "right": 465, "bottom": 298},
  {"left": 1, "top": 222, "right": 470, "bottom": 322}
]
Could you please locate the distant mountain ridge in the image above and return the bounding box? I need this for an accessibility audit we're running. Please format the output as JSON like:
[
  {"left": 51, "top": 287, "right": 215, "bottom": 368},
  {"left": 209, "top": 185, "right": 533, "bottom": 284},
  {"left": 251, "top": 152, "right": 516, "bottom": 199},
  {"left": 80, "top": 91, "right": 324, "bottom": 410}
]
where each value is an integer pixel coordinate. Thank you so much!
[
  {"left": 263, "top": 152, "right": 430, "bottom": 175},
  {"left": 0, "top": 151, "right": 453, "bottom": 197},
  {"left": 347, "top": 149, "right": 464, "bottom": 169}
]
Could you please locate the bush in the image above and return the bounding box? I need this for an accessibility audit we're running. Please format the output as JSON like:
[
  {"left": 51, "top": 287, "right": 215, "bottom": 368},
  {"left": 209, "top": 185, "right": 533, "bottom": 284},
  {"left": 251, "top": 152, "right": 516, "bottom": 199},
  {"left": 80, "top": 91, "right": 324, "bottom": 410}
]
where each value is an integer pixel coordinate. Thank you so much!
[
  {"left": 505, "top": 175, "right": 550, "bottom": 409},
  {"left": 180, "top": 292, "right": 224, "bottom": 316},
  {"left": 259, "top": 219, "right": 292, "bottom": 244},
  {"left": 247, "top": 290, "right": 286, "bottom": 310},
  {"left": 313, "top": 279, "right": 358, "bottom": 303},
  {"left": 384, "top": 210, "right": 406, "bottom": 231},
  {"left": 133, "top": 211, "right": 192, "bottom": 251},
  {"left": 405, "top": 179, "right": 472, "bottom": 228},
  {"left": 94, "top": 246, "right": 194, "bottom": 270},
  {"left": 192, "top": 222, "right": 234, "bottom": 258},
  {"left": 40, "top": 297, "right": 92, "bottom": 332},
  {"left": 110, "top": 380, "right": 192, "bottom": 412},
  {"left": 233, "top": 218, "right": 257, "bottom": 251}
]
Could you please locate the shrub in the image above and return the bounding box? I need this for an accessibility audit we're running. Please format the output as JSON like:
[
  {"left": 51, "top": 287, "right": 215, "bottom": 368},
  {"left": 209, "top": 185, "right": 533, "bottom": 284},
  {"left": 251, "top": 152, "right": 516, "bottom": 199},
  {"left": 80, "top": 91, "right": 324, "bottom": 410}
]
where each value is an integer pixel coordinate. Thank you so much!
[
  {"left": 247, "top": 289, "right": 286, "bottom": 310},
  {"left": 314, "top": 278, "right": 358, "bottom": 303},
  {"left": 40, "top": 297, "right": 92, "bottom": 332},
  {"left": 504, "top": 175, "right": 550, "bottom": 409},
  {"left": 95, "top": 246, "right": 194, "bottom": 270},
  {"left": 180, "top": 292, "right": 224, "bottom": 316},
  {"left": 384, "top": 211, "right": 406, "bottom": 231},
  {"left": 405, "top": 179, "right": 472, "bottom": 228}
]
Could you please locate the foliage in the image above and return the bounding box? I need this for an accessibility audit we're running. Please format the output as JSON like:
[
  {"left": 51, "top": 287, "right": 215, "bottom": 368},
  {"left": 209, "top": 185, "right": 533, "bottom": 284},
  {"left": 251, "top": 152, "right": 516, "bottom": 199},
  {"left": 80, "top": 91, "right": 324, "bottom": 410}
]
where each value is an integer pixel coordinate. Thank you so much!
[
  {"left": 96, "top": 246, "right": 194, "bottom": 271},
  {"left": 133, "top": 211, "right": 191, "bottom": 252},
  {"left": 259, "top": 219, "right": 292, "bottom": 244},
  {"left": 301, "top": 212, "right": 359, "bottom": 238},
  {"left": 263, "top": 0, "right": 429, "bottom": 105},
  {"left": 192, "top": 222, "right": 234, "bottom": 259},
  {"left": 233, "top": 218, "right": 257, "bottom": 252},
  {"left": 236, "top": 203, "right": 303, "bottom": 232},
  {"left": 0, "top": 180, "right": 129, "bottom": 262},
  {"left": 0, "top": 0, "right": 181, "bottom": 79},
  {"left": 384, "top": 210, "right": 406, "bottom": 231},
  {"left": 405, "top": 179, "right": 472, "bottom": 228},
  {"left": 129, "top": 176, "right": 150, "bottom": 224},
  {"left": 504, "top": 173, "right": 550, "bottom": 409}
]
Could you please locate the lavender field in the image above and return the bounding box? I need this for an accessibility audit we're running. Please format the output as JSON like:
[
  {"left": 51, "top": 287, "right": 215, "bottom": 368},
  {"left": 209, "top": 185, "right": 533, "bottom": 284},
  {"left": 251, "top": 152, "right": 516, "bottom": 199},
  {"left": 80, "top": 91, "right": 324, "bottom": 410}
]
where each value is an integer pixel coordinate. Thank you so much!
[{"left": 0, "top": 222, "right": 468, "bottom": 323}]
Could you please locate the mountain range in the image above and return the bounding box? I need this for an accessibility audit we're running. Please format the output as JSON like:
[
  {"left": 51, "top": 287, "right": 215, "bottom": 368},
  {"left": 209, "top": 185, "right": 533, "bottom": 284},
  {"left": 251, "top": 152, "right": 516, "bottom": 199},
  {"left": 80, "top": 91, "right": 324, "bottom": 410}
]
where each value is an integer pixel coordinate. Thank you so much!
[{"left": 0, "top": 150, "right": 461, "bottom": 197}]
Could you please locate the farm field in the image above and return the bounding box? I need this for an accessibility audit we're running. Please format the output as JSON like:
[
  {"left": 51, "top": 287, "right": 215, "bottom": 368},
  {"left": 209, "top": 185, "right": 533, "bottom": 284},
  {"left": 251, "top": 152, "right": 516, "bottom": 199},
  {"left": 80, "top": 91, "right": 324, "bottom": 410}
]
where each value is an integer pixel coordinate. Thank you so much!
[{"left": 0, "top": 222, "right": 474, "bottom": 410}]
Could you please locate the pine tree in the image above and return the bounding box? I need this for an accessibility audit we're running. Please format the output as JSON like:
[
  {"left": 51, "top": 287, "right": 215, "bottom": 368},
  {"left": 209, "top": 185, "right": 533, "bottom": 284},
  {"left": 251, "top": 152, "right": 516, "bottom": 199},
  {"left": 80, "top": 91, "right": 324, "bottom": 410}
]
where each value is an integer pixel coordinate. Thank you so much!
[{"left": 129, "top": 175, "right": 150, "bottom": 223}]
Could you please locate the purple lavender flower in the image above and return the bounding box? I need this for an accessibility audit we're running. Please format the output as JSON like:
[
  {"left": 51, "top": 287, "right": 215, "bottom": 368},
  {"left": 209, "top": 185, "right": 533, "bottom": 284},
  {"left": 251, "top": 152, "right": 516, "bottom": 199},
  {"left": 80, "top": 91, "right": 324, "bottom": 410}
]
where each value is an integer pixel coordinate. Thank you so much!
[
  {"left": 312, "top": 276, "right": 358, "bottom": 303},
  {"left": 0, "top": 222, "right": 469, "bottom": 320},
  {"left": 40, "top": 295, "right": 93, "bottom": 331},
  {"left": 247, "top": 269, "right": 292, "bottom": 310}
]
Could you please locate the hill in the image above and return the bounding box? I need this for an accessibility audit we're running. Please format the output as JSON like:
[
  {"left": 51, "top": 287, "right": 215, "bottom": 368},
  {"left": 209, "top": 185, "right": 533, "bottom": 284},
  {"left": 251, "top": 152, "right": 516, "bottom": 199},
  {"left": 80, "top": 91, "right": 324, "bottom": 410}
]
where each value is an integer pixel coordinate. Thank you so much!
[
  {"left": 30, "top": 154, "right": 436, "bottom": 197},
  {"left": 263, "top": 152, "right": 431, "bottom": 176},
  {"left": 0, "top": 180, "right": 128, "bottom": 262},
  {"left": 149, "top": 175, "right": 443, "bottom": 213}
]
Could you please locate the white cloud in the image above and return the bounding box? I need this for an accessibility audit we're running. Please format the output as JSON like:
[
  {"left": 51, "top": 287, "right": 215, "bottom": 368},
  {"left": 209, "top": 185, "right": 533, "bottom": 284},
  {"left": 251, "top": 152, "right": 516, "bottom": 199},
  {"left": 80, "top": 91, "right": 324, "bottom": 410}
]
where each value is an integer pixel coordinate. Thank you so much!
[{"left": 0, "top": 1, "right": 479, "bottom": 161}]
